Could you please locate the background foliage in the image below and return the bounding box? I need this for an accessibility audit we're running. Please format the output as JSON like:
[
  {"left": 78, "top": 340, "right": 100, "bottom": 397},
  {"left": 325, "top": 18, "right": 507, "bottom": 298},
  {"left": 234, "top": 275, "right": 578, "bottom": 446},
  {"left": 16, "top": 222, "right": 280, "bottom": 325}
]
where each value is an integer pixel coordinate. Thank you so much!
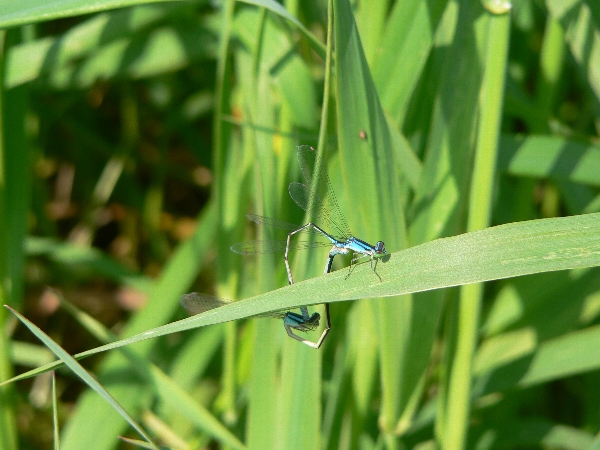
[{"left": 1, "top": 0, "right": 600, "bottom": 449}]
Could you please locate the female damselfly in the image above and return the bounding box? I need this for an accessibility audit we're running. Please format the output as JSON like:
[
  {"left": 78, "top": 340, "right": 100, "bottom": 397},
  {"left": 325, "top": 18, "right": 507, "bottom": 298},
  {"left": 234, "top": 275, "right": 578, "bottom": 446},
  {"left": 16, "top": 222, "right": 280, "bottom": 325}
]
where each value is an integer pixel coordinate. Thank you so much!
[{"left": 181, "top": 292, "right": 330, "bottom": 349}]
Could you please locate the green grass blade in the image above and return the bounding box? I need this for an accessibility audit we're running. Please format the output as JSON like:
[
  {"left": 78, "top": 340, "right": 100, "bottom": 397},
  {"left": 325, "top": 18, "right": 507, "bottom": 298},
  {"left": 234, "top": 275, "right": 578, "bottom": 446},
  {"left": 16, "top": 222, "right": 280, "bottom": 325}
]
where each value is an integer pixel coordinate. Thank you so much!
[
  {"left": 60, "top": 202, "right": 216, "bottom": 450},
  {"left": 546, "top": 0, "right": 600, "bottom": 104},
  {"left": 476, "top": 323, "right": 600, "bottom": 393},
  {"left": 25, "top": 237, "right": 154, "bottom": 293},
  {"left": 266, "top": 2, "right": 332, "bottom": 448},
  {"left": 373, "top": 0, "right": 448, "bottom": 124},
  {"left": 518, "top": 323, "right": 600, "bottom": 386},
  {"left": 149, "top": 365, "right": 247, "bottom": 450},
  {"left": 385, "top": 112, "right": 422, "bottom": 191},
  {"left": 498, "top": 135, "right": 600, "bottom": 186},
  {"left": 9, "top": 341, "right": 55, "bottom": 368},
  {"left": 4, "top": 4, "right": 180, "bottom": 88},
  {"left": 245, "top": 320, "right": 279, "bottom": 450},
  {"left": 3, "top": 74, "right": 30, "bottom": 311},
  {"left": 353, "top": 0, "right": 387, "bottom": 64},
  {"left": 408, "top": 3, "right": 483, "bottom": 244},
  {"left": 333, "top": 0, "right": 410, "bottom": 431},
  {"left": 167, "top": 325, "right": 224, "bottom": 390},
  {"left": 445, "top": 10, "right": 510, "bottom": 449},
  {"left": 0, "top": 0, "right": 182, "bottom": 29},
  {"left": 278, "top": 340, "right": 322, "bottom": 450},
  {"left": 117, "top": 437, "right": 170, "bottom": 450},
  {"left": 348, "top": 301, "right": 378, "bottom": 419},
  {"left": 405, "top": 4, "right": 492, "bottom": 438},
  {"left": 534, "top": 15, "right": 565, "bottom": 130},
  {"left": 40, "top": 23, "right": 218, "bottom": 90},
  {"left": 239, "top": 0, "right": 326, "bottom": 58},
  {"left": 489, "top": 267, "right": 600, "bottom": 338},
  {"left": 399, "top": 2, "right": 493, "bottom": 445},
  {"left": 5, "top": 305, "right": 160, "bottom": 450},
  {"left": 470, "top": 418, "right": 594, "bottom": 448},
  {"left": 236, "top": 6, "right": 318, "bottom": 449},
  {"left": 592, "top": 429, "right": 600, "bottom": 449},
  {"left": 52, "top": 373, "right": 59, "bottom": 450},
  {"left": 6, "top": 213, "right": 599, "bottom": 389},
  {"left": 57, "top": 292, "right": 245, "bottom": 450},
  {"left": 321, "top": 341, "right": 350, "bottom": 448},
  {"left": 229, "top": 7, "right": 284, "bottom": 450},
  {"left": 0, "top": 28, "right": 19, "bottom": 450}
]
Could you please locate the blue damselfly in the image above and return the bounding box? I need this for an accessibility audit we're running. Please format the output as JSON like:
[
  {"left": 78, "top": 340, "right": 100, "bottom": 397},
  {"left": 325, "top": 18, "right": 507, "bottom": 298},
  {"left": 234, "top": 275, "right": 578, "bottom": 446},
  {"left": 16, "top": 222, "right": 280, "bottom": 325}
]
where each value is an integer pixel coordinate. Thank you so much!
[
  {"left": 181, "top": 292, "right": 330, "bottom": 349},
  {"left": 232, "top": 145, "right": 386, "bottom": 283},
  {"left": 228, "top": 145, "right": 386, "bottom": 348}
]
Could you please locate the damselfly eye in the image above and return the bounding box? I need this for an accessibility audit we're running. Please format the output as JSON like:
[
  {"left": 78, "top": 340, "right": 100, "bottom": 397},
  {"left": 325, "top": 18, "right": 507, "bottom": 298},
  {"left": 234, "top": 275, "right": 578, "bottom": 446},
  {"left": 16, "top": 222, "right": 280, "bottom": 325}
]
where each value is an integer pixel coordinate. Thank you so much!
[
  {"left": 375, "top": 241, "right": 386, "bottom": 254},
  {"left": 309, "top": 312, "right": 321, "bottom": 326}
]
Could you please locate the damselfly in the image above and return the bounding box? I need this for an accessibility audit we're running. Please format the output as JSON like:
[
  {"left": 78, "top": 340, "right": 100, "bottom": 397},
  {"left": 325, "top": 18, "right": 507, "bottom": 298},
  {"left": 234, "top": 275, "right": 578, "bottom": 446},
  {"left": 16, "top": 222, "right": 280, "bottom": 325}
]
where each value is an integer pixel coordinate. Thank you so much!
[
  {"left": 232, "top": 145, "right": 387, "bottom": 283},
  {"left": 229, "top": 146, "right": 386, "bottom": 348},
  {"left": 181, "top": 292, "right": 331, "bottom": 349}
]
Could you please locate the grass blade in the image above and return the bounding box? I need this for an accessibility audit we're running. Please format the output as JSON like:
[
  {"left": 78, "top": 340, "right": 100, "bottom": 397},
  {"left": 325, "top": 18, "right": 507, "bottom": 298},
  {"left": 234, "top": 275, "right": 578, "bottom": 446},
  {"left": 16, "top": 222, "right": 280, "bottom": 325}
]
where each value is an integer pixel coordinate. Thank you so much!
[
  {"left": 445, "top": 10, "right": 511, "bottom": 449},
  {"left": 498, "top": 135, "right": 600, "bottom": 186},
  {"left": 57, "top": 291, "right": 245, "bottom": 450},
  {"left": 4, "top": 4, "right": 180, "bottom": 88},
  {"left": 5, "top": 305, "right": 160, "bottom": 450},
  {"left": 4, "top": 213, "right": 599, "bottom": 386},
  {"left": 52, "top": 373, "right": 59, "bottom": 450},
  {"left": 373, "top": 0, "right": 448, "bottom": 124},
  {"left": 333, "top": 0, "right": 410, "bottom": 431},
  {"left": 0, "top": 27, "right": 20, "bottom": 450},
  {"left": 0, "top": 0, "right": 182, "bottom": 29},
  {"left": 546, "top": 0, "right": 600, "bottom": 104},
  {"left": 239, "top": 0, "right": 326, "bottom": 58},
  {"left": 478, "top": 323, "right": 600, "bottom": 392},
  {"left": 60, "top": 202, "right": 216, "bottom": 450}
]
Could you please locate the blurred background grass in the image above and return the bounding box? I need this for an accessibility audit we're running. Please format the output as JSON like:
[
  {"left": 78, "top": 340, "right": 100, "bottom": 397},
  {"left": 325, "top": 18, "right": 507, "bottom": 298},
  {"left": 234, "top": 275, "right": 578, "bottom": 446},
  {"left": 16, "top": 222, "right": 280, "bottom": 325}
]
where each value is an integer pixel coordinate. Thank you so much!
[{"left": 1, "top": 0, "right": 600, "bottom": 449}]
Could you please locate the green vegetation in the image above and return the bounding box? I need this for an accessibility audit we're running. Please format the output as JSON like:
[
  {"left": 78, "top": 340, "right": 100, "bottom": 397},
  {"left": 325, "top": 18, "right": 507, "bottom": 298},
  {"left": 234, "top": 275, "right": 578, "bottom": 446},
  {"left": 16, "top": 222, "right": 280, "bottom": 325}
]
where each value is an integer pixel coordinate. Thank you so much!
[{"left": 1, "top": 0, "right": 600, "bottom": 449}]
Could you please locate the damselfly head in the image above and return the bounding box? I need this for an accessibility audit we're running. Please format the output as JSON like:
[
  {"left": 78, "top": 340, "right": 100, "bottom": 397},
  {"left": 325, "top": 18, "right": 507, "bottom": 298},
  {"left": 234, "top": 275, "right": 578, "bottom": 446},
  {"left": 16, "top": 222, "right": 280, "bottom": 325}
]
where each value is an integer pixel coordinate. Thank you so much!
[
  {"left": 296, "top": 312, "right": 321, "bottom": 332},
  {"left": 307, "top": 312, "right": 321, "bottom": 326},
  {"left": 375, "top": 241, "right": 386, "bottom": 254}
]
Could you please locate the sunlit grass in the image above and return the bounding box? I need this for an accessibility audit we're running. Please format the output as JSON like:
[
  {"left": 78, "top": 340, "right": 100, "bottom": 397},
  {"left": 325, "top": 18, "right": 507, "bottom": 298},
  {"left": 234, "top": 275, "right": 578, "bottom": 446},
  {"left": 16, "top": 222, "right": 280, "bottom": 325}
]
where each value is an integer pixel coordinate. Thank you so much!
[{"left": 1, "top": 0, "right": 600, "bottom": 449}]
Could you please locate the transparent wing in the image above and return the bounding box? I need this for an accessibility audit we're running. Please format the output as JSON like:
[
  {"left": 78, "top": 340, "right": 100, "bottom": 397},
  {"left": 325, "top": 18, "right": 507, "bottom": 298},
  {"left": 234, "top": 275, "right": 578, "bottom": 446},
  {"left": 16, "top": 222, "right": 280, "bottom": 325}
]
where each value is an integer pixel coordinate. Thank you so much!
[
  {"left": 289, "top": 145, "right": 352, "bottom": 239},
  {"left": 246, "top": 214, "right": 329, "bottom": 236},
  {"left": 180, "top": 292, "right": 228, "bottom": 314},
  {"left": 230, "top": 240, "right": 289, "bottom": 254},
  {"left": 180, "top": 292, "right": 288, "bottom": 319},
  {"left": 230, "top": 239, "right": 334, "bottom": 255},
  {"left": 246, "top": 214, "right": 300, "bottom": 232}
]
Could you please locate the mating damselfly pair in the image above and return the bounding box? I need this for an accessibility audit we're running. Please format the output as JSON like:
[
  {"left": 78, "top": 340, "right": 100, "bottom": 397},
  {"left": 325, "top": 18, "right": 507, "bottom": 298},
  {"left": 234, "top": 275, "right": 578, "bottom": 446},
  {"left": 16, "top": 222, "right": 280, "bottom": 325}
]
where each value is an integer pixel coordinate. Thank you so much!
[{"left": 182, "top": 146, "right": 386, "bottom": 348}]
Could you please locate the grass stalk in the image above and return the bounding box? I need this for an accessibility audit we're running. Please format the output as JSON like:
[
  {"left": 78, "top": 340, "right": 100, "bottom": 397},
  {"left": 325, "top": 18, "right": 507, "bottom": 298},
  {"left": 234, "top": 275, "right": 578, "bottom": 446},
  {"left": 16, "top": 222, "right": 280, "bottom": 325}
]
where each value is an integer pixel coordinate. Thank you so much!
[{"left": 442, "top": 11, "right": 510, "bottom": 450}]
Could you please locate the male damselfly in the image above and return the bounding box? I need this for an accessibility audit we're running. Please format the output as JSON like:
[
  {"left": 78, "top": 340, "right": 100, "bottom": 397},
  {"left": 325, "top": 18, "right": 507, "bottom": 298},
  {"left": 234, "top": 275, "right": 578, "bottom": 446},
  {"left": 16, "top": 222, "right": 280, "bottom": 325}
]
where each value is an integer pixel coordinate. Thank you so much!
[{"left": 232, "top": 146, "right": 386, "bottom": 283}]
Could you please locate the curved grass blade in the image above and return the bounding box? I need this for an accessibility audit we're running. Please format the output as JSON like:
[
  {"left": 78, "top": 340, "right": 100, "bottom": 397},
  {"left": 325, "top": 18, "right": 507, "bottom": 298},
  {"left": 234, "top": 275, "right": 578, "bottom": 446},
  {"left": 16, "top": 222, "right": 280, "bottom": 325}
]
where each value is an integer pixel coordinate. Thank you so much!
[
  {"left": 5, "top": 305, "right": 160, "bottom": 450},
  {"left": 181, "top": 293, "right": 328, "bottom": 348},
  {"left": 60, "top": 201, "right": 217, "bottom": 450},
  {"left": 181, "top": 292, "right": 286, "bottom": 320},
  {"left": 58, "top": 290, "right": 246, "bottom": 450},
  {"left": 3, "top": 212, "right": 600, "bottom": 384}
]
